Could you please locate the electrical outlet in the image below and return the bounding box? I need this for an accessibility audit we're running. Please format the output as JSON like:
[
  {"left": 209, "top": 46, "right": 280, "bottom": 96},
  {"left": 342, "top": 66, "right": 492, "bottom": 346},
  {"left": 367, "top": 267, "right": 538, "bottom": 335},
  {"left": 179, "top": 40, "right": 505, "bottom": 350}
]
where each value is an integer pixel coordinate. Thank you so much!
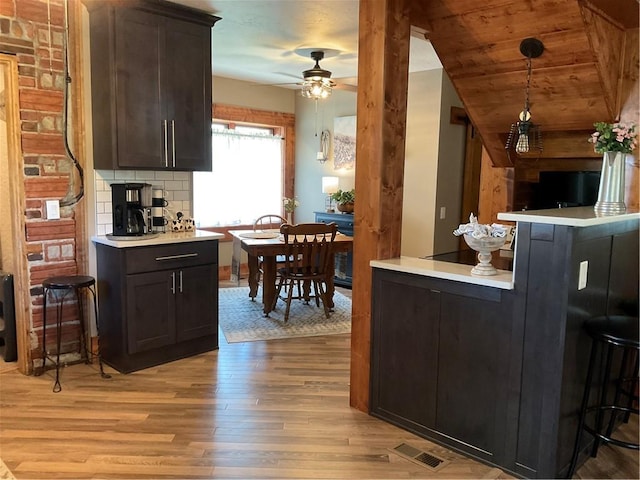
[
  {"left": 440, "top": 207, "right": 446, "bottom": 220},
  {"left": 46, "top": 200, "right": 60, "bottom": 220},
  {"left": 578, "top": 261, "right": 588, "bottom": 290}
]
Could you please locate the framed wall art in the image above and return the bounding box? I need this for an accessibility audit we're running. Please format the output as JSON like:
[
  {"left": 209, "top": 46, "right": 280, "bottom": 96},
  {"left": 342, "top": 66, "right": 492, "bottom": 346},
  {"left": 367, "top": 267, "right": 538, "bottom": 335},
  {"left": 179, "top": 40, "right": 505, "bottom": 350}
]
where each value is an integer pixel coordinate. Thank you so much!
[{"left": 333, "top": 115, "right": 356, "bottom": 170}]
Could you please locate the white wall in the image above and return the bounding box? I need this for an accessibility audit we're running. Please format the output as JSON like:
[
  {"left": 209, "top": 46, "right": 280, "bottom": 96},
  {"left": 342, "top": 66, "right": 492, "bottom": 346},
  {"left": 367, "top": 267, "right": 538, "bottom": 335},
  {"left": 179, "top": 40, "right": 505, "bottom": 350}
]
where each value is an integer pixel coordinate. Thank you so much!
[
  {"left": 401, "top": 69, "right": 465, "bottom": 257},
  {"left": 294, "top": 90, "right": 357, "bottom": 223},
  {"left": 434, "top": 74, "right": 466, "bottom": 253},
  {"left": 401, "top": 70, "right": 444, "bottom": 257},
  {"left": 213, "top": 76, "right": 296, "bottom": 113}
]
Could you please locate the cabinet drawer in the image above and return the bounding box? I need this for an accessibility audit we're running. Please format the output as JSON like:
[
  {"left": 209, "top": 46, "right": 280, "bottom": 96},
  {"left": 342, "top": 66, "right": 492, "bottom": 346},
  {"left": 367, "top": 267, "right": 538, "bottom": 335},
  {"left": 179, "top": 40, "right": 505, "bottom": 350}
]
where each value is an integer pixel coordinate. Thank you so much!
[
  {"left": 315, "top": 213, "right": 354, "bottom": 234},
  {"left": 124, "top": 241, "right": 218, "bottom": 274}
]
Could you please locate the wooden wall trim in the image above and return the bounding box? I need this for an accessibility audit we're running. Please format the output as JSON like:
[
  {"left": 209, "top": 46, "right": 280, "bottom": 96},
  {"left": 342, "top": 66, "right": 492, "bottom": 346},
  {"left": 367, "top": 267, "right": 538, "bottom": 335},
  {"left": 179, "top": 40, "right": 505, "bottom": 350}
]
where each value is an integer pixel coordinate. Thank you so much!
[
  {"left": 212, "top": 104, "right": 295, "bottom": 127},
  {"left": 212, "top": 103, "right": 296, "bottom": 212},
  {"left": 620, "top": 28, "right": 640, "bottom": 211},
  {"left": 0, "top": 55, "right": 30, "bottom": 374},
  {"left": 350, "top": 0, "right": 411, "bottom": 412}
]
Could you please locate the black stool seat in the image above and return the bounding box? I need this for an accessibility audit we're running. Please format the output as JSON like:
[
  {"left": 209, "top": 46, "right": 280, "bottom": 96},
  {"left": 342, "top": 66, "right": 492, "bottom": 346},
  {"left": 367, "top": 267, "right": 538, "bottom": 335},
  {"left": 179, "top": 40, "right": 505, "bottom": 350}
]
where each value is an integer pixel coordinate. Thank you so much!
[
  {"left": 43, "top": 275, "right": 96, "bottom": 290},
  {"left": 37, "top": 274, "right": 109, "bottom": 392},
  {"left": 567, "top": 315, "right": 639, "bottom": 478},
  {"left": 584, "top": 315, "right": 639, "bottom": 348}
]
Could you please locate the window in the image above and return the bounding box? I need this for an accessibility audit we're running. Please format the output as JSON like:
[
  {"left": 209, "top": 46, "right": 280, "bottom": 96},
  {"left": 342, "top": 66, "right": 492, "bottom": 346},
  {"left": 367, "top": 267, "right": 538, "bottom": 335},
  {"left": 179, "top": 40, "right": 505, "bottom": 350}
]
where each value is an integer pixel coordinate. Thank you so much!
[{"left": 194, "top": 123, "right": 284, "bottom": 227}]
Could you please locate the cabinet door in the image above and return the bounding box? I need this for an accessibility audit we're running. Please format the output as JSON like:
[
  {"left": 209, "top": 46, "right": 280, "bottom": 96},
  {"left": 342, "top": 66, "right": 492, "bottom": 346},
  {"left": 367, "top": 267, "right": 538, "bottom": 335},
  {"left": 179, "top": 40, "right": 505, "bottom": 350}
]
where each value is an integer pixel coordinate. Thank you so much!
[
  {"left": 370, "top": 275, "right": 440, "bottom": 428},
  {"left": 114, "top": 8, "right": 166, "bottom": 169},
  {"left": 164, "top": 19, "right": 212, "bottom": 171},
  {"left": 435, "top": 291, "right": 511, "bottom": 458},
  {"left": 126, "top": 270, "right": 176, "bottom": 354},
  {"left": 176, "top": 264, "right": 218, "bottom": 343}
]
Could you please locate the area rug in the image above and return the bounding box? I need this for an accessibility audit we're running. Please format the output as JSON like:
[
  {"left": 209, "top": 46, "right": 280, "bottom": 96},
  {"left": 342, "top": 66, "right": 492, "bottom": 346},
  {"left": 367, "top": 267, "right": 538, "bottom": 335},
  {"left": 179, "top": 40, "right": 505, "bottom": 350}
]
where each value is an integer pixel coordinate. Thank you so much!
[
  {"left": 0, "top": 458, "right": 15, "bottom": 480},
  {"left": 219, "top": 286, "right": 352, "bottom": 343}
]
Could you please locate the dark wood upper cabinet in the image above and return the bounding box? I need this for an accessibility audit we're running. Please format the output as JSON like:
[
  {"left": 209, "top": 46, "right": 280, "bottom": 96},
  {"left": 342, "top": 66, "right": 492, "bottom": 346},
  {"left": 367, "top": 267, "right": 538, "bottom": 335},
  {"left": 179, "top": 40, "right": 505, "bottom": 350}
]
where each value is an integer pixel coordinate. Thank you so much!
[{"left": 87, "top": 0, "right": 220, "bottom": 171}]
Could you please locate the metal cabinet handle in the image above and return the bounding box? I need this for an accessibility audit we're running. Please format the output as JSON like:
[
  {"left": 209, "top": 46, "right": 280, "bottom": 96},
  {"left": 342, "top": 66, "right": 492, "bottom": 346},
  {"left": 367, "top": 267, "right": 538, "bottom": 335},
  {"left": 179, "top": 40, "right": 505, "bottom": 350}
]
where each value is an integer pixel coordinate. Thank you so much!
[
  {"left": 179, "top": 270, "right": 183, "bottom": 293},
  {"left": 155, "top": 253, "right": 199, "bottom": 261},
  {"left": 171, "top": 272, "right": 176, "bottom": 294},
  {"left": 163, "top": 119, "right": 169, "bottom": 168},
  {"left": 171, "top": 120, "right": 176, "bottom": 168}
]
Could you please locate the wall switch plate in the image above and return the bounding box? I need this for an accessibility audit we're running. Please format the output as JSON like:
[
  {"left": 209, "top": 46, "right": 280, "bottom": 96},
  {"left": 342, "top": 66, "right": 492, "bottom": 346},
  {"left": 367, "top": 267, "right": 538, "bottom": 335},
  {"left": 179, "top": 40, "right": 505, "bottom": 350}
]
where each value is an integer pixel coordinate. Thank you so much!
[
  {"left": 440, "top": 207, "right": 446, "bottom": 220},
  {"left": 578, "top": 261, "right": 588, "bottom": 290},
  {"left": 46, "top": 200, "right": 60, "bottom": 220}
]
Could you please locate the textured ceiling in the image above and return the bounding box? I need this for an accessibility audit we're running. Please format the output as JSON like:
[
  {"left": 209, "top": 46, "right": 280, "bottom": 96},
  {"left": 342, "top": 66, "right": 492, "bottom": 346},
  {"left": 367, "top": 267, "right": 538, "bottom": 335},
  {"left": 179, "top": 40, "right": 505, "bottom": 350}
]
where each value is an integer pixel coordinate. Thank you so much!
[{"left": 170, "top": 0, "right": 442, "bottom": 89}]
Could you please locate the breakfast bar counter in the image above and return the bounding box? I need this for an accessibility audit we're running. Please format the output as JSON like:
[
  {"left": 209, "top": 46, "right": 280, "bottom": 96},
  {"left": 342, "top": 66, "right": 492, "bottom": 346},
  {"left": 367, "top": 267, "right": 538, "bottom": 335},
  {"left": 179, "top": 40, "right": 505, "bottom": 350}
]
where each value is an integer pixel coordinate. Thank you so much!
[
  {"left": 369, "top": 207, "right": 639, "bottom": 479},
  {"left": 370, "top": 254, "right": 514, "bottom": 289}
]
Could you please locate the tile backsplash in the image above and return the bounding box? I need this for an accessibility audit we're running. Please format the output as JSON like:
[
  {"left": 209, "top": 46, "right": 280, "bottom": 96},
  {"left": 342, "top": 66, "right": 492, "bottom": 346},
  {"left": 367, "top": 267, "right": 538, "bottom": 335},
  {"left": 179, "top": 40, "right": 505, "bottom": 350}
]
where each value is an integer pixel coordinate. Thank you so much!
[{"left": 95, "top": 169, "right": 192, "bottom": 235}]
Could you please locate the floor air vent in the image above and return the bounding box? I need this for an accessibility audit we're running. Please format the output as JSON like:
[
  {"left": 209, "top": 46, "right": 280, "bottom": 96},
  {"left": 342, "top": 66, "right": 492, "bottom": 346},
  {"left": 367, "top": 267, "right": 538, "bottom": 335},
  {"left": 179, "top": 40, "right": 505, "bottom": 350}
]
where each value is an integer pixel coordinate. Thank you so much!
[{"left": 389, "top": 443, "right": 449, "bottom": 471}]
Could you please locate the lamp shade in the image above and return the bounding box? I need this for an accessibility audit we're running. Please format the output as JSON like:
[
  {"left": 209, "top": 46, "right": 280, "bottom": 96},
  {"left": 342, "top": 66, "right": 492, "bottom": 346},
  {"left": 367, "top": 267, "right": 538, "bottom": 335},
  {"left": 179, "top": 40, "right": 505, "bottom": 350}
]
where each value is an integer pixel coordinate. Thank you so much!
[{"left": 322, "top": 176, "right": 339, "bottom": 194}]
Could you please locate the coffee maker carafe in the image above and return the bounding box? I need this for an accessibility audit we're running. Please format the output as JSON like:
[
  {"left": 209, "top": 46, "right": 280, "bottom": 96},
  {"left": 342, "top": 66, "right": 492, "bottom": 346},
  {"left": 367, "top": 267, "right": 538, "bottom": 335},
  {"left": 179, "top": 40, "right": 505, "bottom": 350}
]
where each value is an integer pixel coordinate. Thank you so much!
[{"left": 111, "top": 183, "right": 152, "bottom": 236}]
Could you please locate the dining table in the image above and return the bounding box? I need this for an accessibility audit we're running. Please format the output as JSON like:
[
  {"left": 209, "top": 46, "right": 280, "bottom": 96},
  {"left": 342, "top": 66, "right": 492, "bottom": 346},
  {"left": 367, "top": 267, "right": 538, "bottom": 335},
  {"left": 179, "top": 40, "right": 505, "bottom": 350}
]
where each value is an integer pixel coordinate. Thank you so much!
[{"left": 229, "top": 229, "right": 354, "bottom": 315}]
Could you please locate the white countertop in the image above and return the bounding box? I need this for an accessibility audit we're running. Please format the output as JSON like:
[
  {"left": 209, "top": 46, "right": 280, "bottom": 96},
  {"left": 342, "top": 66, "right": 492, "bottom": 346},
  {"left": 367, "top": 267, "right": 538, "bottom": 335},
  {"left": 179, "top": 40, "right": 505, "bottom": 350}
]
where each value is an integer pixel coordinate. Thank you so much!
[
  {"left": 370, "top": 256, "right": 514, "bottom": 290},
  {"left": 92, "top": 229, "right": 224, "bottom": 248},
  {"left": 498, "top": 206, "right": 640, "bottom": 227}
]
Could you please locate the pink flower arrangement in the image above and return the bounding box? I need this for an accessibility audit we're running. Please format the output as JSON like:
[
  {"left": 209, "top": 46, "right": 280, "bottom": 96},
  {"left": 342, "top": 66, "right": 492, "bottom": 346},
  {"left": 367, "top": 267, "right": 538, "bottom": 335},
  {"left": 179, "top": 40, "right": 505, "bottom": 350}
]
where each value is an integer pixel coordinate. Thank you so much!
[{"left": 588, "top": 122, "right": 637, "bottom": 154}]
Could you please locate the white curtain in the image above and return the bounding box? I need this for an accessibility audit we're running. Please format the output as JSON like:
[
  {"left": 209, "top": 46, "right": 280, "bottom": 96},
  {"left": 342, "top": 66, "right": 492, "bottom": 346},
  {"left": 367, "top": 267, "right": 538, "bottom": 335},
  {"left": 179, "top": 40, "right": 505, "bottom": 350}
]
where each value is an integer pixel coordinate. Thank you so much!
[{"left": 194, "top": 130, "right": 283, "bottom": 227}]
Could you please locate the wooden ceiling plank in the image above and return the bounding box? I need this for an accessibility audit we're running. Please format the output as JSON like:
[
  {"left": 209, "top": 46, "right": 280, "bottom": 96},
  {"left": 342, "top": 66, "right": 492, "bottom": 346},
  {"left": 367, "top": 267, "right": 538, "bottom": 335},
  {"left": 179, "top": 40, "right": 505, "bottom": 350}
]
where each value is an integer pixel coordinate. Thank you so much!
[
  {"left": 580, "top": 4, "right": 626, "bottom": 119},
  {"left": 438, "top": 30, "right": 594, "bottom": 79}
]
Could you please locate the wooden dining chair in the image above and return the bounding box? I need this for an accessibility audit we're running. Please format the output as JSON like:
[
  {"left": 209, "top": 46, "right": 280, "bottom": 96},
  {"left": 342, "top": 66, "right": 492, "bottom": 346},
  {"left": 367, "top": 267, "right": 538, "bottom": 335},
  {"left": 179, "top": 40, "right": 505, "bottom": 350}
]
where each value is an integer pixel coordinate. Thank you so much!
[
  {"left": 253, "top": 214, "right": 288, "bottom": 291},
  {"left": 271, "top": 222, "right": 338, "bottom": 322},
  {"left": 253, "top": 214, "right": 287, "bottom": 232}
]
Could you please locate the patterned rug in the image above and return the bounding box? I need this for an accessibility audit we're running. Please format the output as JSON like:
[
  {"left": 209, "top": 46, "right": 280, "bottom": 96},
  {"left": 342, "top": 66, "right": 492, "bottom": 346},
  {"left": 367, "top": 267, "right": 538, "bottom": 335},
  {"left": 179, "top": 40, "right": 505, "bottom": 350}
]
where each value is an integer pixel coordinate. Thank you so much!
[
  {"left": 219, "top": 286, "right": 352, "bottom": 343},
  {"left": 0, "top": 458, "right": 15, "bottom": 480}
]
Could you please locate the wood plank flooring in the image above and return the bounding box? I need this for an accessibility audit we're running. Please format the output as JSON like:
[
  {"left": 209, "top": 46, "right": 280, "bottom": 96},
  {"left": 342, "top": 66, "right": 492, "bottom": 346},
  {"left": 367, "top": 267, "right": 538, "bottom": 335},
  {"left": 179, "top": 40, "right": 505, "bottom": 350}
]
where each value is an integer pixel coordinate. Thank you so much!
[{"left": 0, "top": 283, "right": 637, "bottom": 479}]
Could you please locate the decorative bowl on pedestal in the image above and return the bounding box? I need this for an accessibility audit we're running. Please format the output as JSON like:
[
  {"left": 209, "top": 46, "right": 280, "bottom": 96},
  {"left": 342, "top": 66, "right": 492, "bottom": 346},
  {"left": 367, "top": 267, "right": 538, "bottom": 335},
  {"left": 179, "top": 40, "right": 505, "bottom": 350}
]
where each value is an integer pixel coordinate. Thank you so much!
[{"left": 463, "top": 234, "right": 507, "bottom": 276}]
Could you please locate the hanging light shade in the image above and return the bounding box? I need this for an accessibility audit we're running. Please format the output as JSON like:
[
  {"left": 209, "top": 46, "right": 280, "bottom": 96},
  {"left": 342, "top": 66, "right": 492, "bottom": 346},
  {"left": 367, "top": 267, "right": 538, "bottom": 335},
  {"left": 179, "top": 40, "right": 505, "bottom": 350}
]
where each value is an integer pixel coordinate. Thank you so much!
[
  {"left": 301, "top": 51, "right": 335, "bottom": 100},
  {"left": 505, "top": 38, "right": 544, "bottom": 162}
]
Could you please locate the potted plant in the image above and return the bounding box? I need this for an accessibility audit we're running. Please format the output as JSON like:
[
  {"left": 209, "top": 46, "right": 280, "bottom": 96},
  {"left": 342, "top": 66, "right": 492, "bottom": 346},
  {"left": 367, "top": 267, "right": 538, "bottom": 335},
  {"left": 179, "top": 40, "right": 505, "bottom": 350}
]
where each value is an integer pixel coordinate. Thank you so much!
[{"left": 331, "top": 189, "right": 355, "bottom": 213}]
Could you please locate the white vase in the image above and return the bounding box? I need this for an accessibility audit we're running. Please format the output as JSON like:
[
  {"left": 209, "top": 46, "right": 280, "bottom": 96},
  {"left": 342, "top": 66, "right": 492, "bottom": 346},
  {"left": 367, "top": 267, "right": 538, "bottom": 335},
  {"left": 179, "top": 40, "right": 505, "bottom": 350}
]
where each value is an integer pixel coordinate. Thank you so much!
[
  {"left": 286, "top": 212, "right": 292, "bottom": 224},
  {"left": 594, "top": 151, "right": 627, "bottom": 216},
  {"left": 463, "top": 234, "right": 506, "bottom": 276}
]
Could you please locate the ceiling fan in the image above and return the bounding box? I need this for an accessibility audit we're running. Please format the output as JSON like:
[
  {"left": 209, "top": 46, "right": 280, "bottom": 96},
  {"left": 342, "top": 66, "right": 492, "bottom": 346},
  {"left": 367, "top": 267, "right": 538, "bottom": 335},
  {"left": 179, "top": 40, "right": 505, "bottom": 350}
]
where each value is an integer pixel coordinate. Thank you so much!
[
  {"left": 258, "top": 49, "right": 357, "bottom": 96},
  {"left": 300, "top": 50, "right": 336, "bottom": 99}
]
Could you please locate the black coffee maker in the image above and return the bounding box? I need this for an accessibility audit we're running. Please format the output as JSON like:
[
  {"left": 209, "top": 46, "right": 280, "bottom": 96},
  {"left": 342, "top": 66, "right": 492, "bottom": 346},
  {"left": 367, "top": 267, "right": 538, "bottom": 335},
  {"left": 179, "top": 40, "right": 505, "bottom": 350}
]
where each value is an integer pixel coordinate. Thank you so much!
[{"left": 111, "top": 183, "right": 152, "bottom": 236}]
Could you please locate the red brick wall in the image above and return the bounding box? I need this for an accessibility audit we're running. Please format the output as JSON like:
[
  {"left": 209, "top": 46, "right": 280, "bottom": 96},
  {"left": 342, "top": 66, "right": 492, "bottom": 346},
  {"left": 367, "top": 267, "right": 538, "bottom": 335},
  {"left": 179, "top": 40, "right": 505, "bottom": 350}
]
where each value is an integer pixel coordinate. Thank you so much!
[{"left": 1, "top": 0, "right": 81, "bottom": 365}]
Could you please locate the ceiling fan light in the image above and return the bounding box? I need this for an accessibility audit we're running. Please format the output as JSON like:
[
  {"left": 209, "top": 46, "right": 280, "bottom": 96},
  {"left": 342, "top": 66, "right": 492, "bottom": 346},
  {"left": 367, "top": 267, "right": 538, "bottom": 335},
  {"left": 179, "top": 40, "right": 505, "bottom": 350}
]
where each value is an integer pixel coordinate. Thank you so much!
[{"left": 301, "top": 79, "right": 332, "bottom": 99}]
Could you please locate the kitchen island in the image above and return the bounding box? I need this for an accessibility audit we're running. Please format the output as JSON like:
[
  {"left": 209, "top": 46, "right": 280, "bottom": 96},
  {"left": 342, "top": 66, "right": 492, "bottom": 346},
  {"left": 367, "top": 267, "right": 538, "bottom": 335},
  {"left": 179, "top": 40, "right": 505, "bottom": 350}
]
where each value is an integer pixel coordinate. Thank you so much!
[
  {"left": 370, "top": 207, "right": 639, "bottom": 479},
  {"left": 92, "top": 230, "right": 223, "bottom": 373}
]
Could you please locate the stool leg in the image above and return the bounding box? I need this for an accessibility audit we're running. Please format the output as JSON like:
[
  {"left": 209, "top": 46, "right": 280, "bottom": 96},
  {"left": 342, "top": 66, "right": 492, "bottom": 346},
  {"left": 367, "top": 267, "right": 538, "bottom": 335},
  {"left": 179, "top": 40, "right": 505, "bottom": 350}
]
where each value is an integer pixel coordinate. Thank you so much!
[
  {"left": 605, "top": 347, "right": 630, "bottom": 438},
  {"left": 52, "top": 290, "right": 69, "bottom": 393},
  {"left": 88, "top": 284, "right": 110, "bottom": 379},
  {"left": 76, "top": 287, "right": 89, "bottom": 364},
  {"left": 568, "top": 337, "right": 599, "bottom": 478},
  {"left": 591, "top": 342, "right": 615, "bottom": 457},
  {"left": 623, "top": 352, "right": 639, "bottom": 423}
]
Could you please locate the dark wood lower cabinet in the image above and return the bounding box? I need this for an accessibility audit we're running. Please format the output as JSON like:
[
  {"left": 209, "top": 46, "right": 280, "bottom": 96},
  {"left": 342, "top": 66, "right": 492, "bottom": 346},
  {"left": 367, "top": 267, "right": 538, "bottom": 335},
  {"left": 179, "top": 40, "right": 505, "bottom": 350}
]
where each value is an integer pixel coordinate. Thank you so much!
[
  {"left": 96, "top": 240, "right": 219, "bottom": 373},
  {"left": 370, "top": 269, "right": 514, "bottom": 467}
]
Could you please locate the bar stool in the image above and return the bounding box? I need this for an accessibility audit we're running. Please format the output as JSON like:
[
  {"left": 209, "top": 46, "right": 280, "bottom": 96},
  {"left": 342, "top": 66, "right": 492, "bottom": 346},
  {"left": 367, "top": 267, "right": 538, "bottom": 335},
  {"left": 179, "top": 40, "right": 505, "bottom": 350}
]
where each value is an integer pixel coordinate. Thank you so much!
[
  {"left": 37, "top": 275, "right": 110, "bottom": 392},
  {"left": 567, "top": 315, "right": 639, "bottom": 478}
]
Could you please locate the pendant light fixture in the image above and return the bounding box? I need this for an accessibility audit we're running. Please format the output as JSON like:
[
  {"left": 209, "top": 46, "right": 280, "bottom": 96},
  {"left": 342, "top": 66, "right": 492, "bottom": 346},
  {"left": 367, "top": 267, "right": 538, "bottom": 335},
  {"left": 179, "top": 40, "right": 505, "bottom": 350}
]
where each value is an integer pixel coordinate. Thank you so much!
[
  {"left": 301, "top": 51, "right": 335, "bottom": 100},
  {"left": 505, "top": 38, "right": 544, "bottom": 162}
]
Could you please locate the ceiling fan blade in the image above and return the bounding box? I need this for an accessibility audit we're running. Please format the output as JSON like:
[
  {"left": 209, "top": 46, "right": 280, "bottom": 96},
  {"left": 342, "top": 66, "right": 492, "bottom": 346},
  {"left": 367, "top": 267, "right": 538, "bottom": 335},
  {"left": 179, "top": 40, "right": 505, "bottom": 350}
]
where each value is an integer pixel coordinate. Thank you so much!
[
  {"left": 251, "top": 82, "right": 301, "bottom": 87},
  {"left": 334, "top": 83, "right": 357, "bottom": 92},
  {"left": 273, "top": 71, "right": 303, "bottom": 81}
]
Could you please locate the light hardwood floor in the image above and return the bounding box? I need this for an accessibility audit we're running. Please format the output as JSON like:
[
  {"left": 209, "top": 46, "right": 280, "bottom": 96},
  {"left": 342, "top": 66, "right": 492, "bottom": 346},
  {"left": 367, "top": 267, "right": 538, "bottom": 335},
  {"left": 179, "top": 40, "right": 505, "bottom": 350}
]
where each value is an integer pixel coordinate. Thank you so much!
[{"left": 0, "top": 283, "right": 637, "bottom": 479}]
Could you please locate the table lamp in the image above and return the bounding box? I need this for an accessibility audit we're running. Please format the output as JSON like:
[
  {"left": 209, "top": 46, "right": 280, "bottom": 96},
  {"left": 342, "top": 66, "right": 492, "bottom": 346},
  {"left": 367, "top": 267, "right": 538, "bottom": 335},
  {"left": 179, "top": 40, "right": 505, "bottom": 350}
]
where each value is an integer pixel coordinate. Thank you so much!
[{"left": 322, "top": 176, "right": 339, "bottom": 212}]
